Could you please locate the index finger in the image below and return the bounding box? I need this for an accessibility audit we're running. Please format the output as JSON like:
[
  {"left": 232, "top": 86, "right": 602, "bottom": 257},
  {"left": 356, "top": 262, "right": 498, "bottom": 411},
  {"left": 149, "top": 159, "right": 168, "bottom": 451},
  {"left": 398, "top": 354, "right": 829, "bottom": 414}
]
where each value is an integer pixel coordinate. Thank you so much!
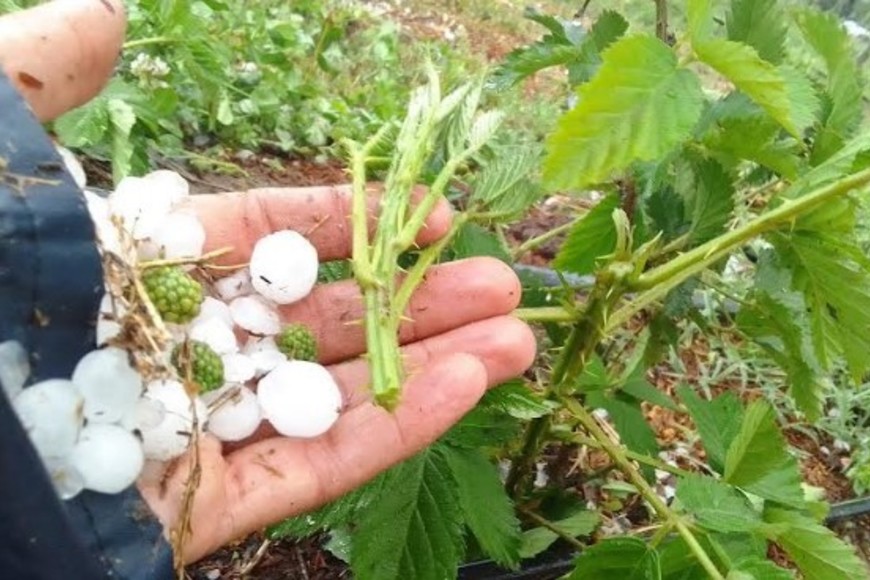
[{"left": 191, "top": 184, "right": 453, "bottom": 264}]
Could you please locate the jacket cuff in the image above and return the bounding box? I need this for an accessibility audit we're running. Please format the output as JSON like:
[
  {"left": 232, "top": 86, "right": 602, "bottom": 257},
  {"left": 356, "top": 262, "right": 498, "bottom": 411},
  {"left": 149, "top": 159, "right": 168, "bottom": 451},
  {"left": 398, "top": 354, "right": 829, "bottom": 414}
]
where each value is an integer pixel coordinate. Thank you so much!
[{"left": 0, "top": 69, "right": 173, "bottom": 579}]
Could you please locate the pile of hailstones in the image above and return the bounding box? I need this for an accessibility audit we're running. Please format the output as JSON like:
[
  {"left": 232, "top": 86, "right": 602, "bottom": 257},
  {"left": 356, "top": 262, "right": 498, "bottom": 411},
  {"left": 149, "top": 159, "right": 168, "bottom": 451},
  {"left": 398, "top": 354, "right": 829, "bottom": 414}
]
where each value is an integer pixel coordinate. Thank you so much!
[{"left": 1, "top": 169, "right": 343, "bottom": 500}]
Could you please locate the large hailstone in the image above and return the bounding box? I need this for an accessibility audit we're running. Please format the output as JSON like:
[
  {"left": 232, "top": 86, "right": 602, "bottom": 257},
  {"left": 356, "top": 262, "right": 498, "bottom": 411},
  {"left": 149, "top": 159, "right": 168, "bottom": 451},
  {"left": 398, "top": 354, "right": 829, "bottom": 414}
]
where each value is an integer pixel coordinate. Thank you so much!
[
  {"left": 72, "top": 347, "right": 142, "bottom": 423},
  {"left": 205, "top": 385, "right": 262, "bottom": 442},
  {"left": 192, "top": 297, "right": 234, "bottom": 329},
  {"left": 109, "top": 170, "right": 189, "bottom": 240},
  {"left": 83, "top": 190, "right": 122, "bottom": 256},
  {"left": 13, "top": 380, "right": 83, "bottom": 458},
  {"left": 257, "top": 361, "right": 342, "bottom": 438},
  {"left": 189, "top": 316, "right": 239, "bottom": 355},
  {"left": 71, "top": 424, "right": 145, "bottom": 494},
  {"left": 139, "top": 380, "right": 207, "bottom": 461},
  {"left": 214, "top": 268, "right": 254, "bottom": 301},
  {"left": 242, "top": 336, "right": 286, "bottom": 377},
  {"left": 222, "top": 353, "right": 256, "bottom": 383},
  {"left": 229, "top": 295, "right": 281, "bottom": 335},
  {"left": 149, "top": 212, "right": 206, "bottom": 260},
  {"left": 250, "top": 230, "right": 319, "bottom": 305},
  {"left": 0, "top": 340, "right": 29, "bottom": 400}
]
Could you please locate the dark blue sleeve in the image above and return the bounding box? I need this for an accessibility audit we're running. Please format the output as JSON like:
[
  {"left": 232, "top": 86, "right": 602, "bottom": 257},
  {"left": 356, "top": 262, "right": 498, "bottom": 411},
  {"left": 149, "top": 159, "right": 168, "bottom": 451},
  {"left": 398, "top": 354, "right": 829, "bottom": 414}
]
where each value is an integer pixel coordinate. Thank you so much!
[{"left": 0, "top": 70, "right": 173, "bottom": 579}]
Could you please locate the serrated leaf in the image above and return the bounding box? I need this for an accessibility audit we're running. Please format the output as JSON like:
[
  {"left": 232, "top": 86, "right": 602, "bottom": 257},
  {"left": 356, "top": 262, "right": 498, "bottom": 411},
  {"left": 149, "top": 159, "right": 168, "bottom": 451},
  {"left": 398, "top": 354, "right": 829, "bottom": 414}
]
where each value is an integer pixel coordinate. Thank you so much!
[
  {"left": 645, "top": 184, "right": 688, "bottom": 242},
  {"left": 620, "top": 365, "right": 677, "bottom": 411},
  {"left": 470, "top": 148, "right": 541, "bottom": 216},
  {"left": 723, "top": 401, "right": 804, "bottom": 507},
  {"left": 469, "top": 110, "right": 504, "bottom": 151},
  {"left": 491, "top": 43, "right": 585, "bottom": 90},
  {"left": 693, "top": 38, "right": 798, "bottom": 136},
  {"left": 576, "top": 354, "right": 611, "bottom": 392},
  {"left": 764, "top": 507, "right": 868, "bottom": 580},
  {"left": 591, "top": 11, "right": 629, "bottom": 51},
  {"left": 687, "top": 0, "right": 715, "bottom": 42},
  {"left": 54, "top": 98, "right": 110, "bottom": 148},
  {"left": 728, "top": 557, "right": 794, "bottom": 580},
  {"left": 441, "top": 446, "right": 520, "bottom": 568},
  {"left": 794, "top": 9, "right": 864, "bottom": 164},
  {"left": 772, "top": 229, "right": 870, "bottom": 381},
  {"left": 519, "top": 509, "right": 599, "bottom": 559},
  {"left": 570, "top": 537, "right": 661, "bottom": 580},
  {"left": 780, "top": 66, "right": 821, "bottom": 135},
  {"left": 783, "top": 132, "right": 870, "bottom": 198},
  {"left": 726, "top": 0, "right": 786, "bottom": 64},
  {"left": 479, "top": 380, "right": 555, "bottom": 420},
  {"left": 553, "top": 193, "right": 619, "bottom": 275},
  {"left": 351, "top": 451, "right": 464, "bottom": 580},
  {"left": 544, "top": 35, "right": 704, "bottom": 190},
  {"left": 587, "top": 391, "right": 659, "bottom": 479},
  {"left": 677, "top": 157, "right": 735, "bottom": 245},
  {"left": 567, "top": 11, "right": 630, "bottom": 86},
  {"left": 676, "top": 475, "right": 763, "bottom": 533},
  {"left": 524, "top": 6, "right": 585, "bottom": 45},
  {"left": 738, "top": 251, "right": 824, "bottom": 419},
  {"left": 677, "top": 387, "right": 743, "bottom": 474}
]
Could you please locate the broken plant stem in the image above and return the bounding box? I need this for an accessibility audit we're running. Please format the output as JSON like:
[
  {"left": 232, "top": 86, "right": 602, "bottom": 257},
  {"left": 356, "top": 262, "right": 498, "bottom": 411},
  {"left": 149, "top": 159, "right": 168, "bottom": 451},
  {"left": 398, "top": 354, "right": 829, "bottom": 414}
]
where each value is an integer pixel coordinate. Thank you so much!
[{"left": 561, "top": 396, "right": 724, "bottom": 580}]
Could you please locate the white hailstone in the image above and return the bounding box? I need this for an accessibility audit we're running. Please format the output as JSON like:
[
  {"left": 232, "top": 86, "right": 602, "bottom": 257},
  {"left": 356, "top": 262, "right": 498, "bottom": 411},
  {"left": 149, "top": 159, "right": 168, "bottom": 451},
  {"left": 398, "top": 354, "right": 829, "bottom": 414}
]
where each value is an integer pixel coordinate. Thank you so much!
[
  {"left": 95, "top": 293, "right": 126, "bottom": 346},
  {"left": 109, "top": 171, "right": 188, "bottom": 241},
  {"left": 56, "top": 144, "right": 87, "bottom": 188},
  {"left": 139, "top": 380, "right": 207, "bottom": 461},
  {"left": 206, "top": 385, "right": 262, "bottom": 442},
  {"left": 192, "top": 297, "right": 234, "bottom": 329},
  {"left": 222, "top": 353, "right": 256, "bottom": 383},
  {"left": 257, "top": 361, "right": 342, "bottom": 438},
  {"left": 242, "top": 336, "right": 286, "bottom": 376},
  {"left": 214, "top": 268, "right": 254, "bottom": 301},
  {"left": 121, "top": 397, "right": 166, "bottom": 432},
  {"left": 149, "top": 212, "right": 206, "bottom": 260},
  {"left": 71, "top": 424, "right": 144, "bottom": 494},
  {"left": 0, "top": 340, "right": 29, "bottom": 400},
  {"left": 43, "top": 458, "right": 85, "bottom": 500},
  {"left": 83, "top": 190, "right": 123, "bottom": 256},
  {"left": 189, "top": 317, "right": 239, "bottom": 355},
  {"left": 72, "top": 347, "right": 142, "bottom": 424},
  {"left": 250, "top": 230, "right": 319, "bottom": 305},
  {"left": 230, "top": 295, "right": 281, "bottom": 336},
  {"left": 13, "top": 380, "right": 83, "bottom": 458}
]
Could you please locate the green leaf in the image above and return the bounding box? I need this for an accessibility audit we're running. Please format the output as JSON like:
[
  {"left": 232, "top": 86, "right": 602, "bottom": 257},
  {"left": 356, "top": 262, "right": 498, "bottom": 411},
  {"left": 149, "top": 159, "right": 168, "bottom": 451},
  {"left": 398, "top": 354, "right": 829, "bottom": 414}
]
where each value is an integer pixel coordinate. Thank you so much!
[
  {"left": 443, "top": 405, "right": 520, "bottom": 448},
  {"left": 107, "top": 99, "right": 136, "bottom": 183},
  {"left": 676, "top": 387, "right": 743, "bottom": 474},
  {"left": 570, "top": 537, "right": 661, "bottom": 580},
  {"left": 479, "top": 381, "right": 555, "bottom": 420},
  {"left": 676, "top": 157, "right": 735, "bottom": 245},
  {"left": 675, "top": 475, "right": 763, "bottom": 533},
  {"left": 491, "top": 43, "right": 585, "bottom": 90},
  {"left": 723, "top": 401, "right": 804, "bottom": 507},
  {"left": 692, "top": 38, "right": 799, "bottom": 136},
  {"left": 518, "top": 509, "right": 599, "bottom": 559},
  {"left": 587, "top": 391, "right": 659, "bottom": 479},
  {"left": 783, "top": 132, "right": 870, "bottom": 198},
  {"left": 441, "top": 446, "right": 520, "bottom": 568},
  {"left": 780, "top": 66, "right": 821, "bottom": 137},
  {"left": 451, "top": 223, "right": 510, "bottom": 262},
  {"left": 728, "top": 557, "right": 794, "bottom": 580},
  {"left": 738, "top": 251, "right": 824, "bottom": 419},
  {"left": 544, "top": 35, "right": 704, "bottom": 190},
  {"left": 794, "top": 9, "right": 864, "bottom": 164},
  {"left": 620, "top": 365, "right": 677, "bottom": 411},
  {"left": 351, "top": 451, "right": 464, "bottom": 580},
  {"left": 54, "top": 98, "right": 110, "bottom": 148},
  {"left": 687, "top": 0, "right": 714, "bottom": 42},
  {"left": 576, "top": 354, "right": 611, "bottom": 392},
  {"left": 726, "top": 0, "right": 786, "bottom": 64},
  {"left": 553, "top": 193, "right": 620, "bottom": 275},
  {"left": 772, "top": 229, "right": 870, "bottom": 381},
  {"left": 470, "top": 148, "right": 541, "bottom": 217},
  {"left": 567, "top": 11, "right": 630, "bottom": 85},
  {"left": 524, "top": 6, "right": 585, "bottom": 45},
  {"left": 764, "top": 507, "right": 868, "bottom": 580}
]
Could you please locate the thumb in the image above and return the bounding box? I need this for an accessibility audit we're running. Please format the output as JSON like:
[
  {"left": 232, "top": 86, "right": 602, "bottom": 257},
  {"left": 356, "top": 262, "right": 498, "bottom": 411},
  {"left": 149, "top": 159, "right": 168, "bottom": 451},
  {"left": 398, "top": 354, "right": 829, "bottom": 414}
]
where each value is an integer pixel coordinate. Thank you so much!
[{"left": 0, "top": 0, "right": 126, "bottom": 121}]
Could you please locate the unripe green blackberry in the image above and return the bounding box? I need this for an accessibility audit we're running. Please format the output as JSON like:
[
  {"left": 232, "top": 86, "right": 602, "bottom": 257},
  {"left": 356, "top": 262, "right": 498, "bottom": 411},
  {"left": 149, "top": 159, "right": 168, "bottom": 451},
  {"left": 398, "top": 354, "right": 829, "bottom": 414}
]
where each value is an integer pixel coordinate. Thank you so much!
[
  {"left": 171, "top": 341, "right": 224, "bottom": 392},
  {"left": 142, "top": 266, "right": 203, "bottom": 324},
  {"left": 276, "top": 324, "right": 318, "bottom": 362}
]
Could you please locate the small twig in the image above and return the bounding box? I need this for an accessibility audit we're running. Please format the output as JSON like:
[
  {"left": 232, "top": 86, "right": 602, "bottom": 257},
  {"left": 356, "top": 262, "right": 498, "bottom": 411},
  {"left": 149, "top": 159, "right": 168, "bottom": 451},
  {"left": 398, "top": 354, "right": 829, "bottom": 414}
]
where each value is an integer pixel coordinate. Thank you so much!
[
  {"left": 517, "top": 506, "right": 588, "bottom": 552},
  {"left": 294, "top": 546, "right": 311, "bottom": 580},
  {"left": 511, "top": 215, "right": 584, "bottom": 260},
  {"left": 238, "top": 538, "right": 272, "bottom": 577},
  {"left": 653, "top": 0, "right": 669, "bottom": 42},
  {"left": 138, "top": 247, "right": 234, "bottom": 270}
]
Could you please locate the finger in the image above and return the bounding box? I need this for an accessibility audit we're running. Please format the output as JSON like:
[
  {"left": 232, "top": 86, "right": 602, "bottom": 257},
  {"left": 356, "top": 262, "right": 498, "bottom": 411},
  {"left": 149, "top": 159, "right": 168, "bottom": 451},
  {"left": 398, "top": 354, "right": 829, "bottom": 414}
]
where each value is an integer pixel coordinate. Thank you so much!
[
  {"left": 283, "top": 257, "right": 521, "bottom": 364},
  {"left": 192, "top": 184, "right": 452, "bottom": 265},
  {"left": 0, "top": 0, "right": 126, "bottom": 121},
  {"left": 221, "top": 352, "right": 488, "bottom": 547},
  {"left": 223, "top": 315, "right": 536, "bottom": 451}
]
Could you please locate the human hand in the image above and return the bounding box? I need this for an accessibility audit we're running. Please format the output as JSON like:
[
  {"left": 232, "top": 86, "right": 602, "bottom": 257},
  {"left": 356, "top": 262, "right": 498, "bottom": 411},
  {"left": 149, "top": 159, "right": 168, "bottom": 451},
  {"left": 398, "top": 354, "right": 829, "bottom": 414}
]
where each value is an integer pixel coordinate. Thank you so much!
[{"left": 138, "top": 186, "right": 537, "bottom": 562}]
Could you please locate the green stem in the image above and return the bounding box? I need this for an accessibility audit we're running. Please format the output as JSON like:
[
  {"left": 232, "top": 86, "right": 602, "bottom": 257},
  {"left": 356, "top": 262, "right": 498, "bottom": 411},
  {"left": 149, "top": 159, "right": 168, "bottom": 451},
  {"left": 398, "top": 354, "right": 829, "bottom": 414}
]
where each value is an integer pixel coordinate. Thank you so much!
[
  {"left": 561, "top": 397, "right": 724, "bottom": 580},
  {"left": 512, "top": 216, "right": 584, "bottom": 260},
  {"left": 512, "top": 306, "right": 577, "bottom": 323},
  {"left": 123, "top": 36, "right": 175, "bottom": 49},
  {"left": 649, "top": 522, "right": 674, "bottom": 548},
  {"left": 568, "top": 434, "right": 693, "bottom": 478},
  {"left": 518, "top": 506, "right": 588, "bottom": 551},
  {"left": 653, "top": 0, "right": 669, "bottom": 42},
  {"left": 608, "top": 167, "right": 870, "bottom": 331}
]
